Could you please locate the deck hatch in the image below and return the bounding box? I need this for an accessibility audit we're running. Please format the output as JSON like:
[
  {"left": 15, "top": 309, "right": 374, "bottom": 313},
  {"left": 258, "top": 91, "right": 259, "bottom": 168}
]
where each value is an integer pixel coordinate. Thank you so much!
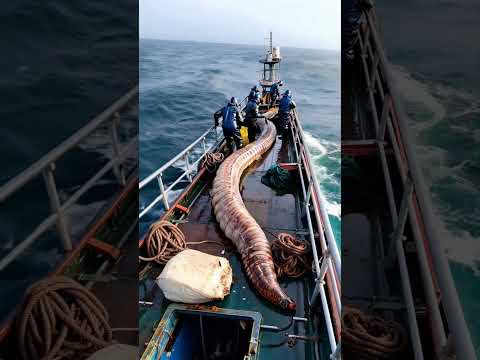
[{"left": 141, "top": 304, "right": 262, "bottom": 360}]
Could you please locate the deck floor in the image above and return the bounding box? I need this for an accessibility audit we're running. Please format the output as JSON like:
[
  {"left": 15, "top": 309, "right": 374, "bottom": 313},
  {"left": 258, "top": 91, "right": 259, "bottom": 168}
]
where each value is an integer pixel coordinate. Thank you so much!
[{"left": 140, "top": 132, "right": 324, "bottom": 359}]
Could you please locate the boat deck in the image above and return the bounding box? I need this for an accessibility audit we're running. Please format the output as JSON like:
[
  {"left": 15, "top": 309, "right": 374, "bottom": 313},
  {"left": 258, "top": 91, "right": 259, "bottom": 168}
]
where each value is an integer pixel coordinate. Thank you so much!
[{"left": 139, "top": 124, "right": 329, "bottom": 359}]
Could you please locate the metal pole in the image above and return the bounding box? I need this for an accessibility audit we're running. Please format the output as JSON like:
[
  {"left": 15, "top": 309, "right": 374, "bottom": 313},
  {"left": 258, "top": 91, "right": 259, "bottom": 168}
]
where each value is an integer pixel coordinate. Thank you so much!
[
  {"left": 331, "top": 340, "right": 341, "bottom": 360},
  {"left": 43, "top": 163, "right": 72, "bottom": 251},
  {"left": 202, "top": 138, "right": 207, "bottom": 157},
  {"left": 110, "top": 112, "right": 126, "bottom": 186},
  {"left": 319, "top": 282, "right": 337, "bottom": 355},
  {"left": 157, "top": 174, "right": 169, "bottom": 210},
  {"left": 387, "top": 176, "right": 413, "bottom": 265},
  {"left": 185, "top": 152, "right": 193, "bottom": 182}
]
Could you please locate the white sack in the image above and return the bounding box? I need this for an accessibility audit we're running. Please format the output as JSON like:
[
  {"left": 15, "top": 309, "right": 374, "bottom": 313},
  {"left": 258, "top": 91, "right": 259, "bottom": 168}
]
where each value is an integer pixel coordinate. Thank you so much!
[{"left": 156, "top": 249, "right": 232, "bottom": 303}]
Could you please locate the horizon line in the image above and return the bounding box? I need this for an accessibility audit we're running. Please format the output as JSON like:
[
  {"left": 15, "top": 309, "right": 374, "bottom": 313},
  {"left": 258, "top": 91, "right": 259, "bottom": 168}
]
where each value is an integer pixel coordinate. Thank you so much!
[{"left": 139, "top": 37, "right": 340, "bottom": 52}]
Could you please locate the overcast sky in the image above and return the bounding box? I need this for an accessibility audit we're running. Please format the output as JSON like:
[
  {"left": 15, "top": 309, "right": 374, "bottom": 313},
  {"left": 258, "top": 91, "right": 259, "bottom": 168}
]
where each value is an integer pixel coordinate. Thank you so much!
[{"left": 140, "top": 0, "right": 340, "bottom": 50}]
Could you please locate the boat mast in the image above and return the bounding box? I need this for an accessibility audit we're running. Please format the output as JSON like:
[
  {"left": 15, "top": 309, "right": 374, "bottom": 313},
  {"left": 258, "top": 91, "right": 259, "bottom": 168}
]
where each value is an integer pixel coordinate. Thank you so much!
[
  {"left": 270, "top": 31, "right": 273, "bottom": 54},
  {"left": 259, "top": 33, "right": 281, "bottom": 91}
]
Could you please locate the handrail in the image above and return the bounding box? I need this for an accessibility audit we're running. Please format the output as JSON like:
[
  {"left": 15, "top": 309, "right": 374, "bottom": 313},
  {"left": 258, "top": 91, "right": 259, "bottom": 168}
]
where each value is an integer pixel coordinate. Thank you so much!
[
  {"left": 139, "top": 126, "right": 217, "bottom": 189},
  {"left": 359, "top": 9, "right": 476, "bottom": 359},
  {"left": 138, "top": 125, "right": 220, "bottom": 218},
  {"left": 0, "top": 86, "right": 138, "bottom": 201},
  {"left": 290, "top": 112, "right": 341, "bottom": 358},
  {"left": 0, "top": 87, "right": 138, "bottom": 273},
  {"left": 294, "top": 109, "right": 341, "bottom": 278}
]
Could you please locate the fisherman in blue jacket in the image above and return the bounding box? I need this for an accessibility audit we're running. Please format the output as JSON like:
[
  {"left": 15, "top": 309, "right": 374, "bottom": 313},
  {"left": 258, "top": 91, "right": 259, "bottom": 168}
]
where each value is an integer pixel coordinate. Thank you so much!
[
  {"left": 278, "top": 90, "right": 296, "bottom": 137},
  {"left": 248, "top": 85, "right": 261, "bottom": 103},
  {"left": 214, "top": 97, "right": 243, "bottom": 152},
  {"left": 269, "top": 82, "right": 280, "bottom": 106},
  {"left": 244, "top": 98, "right": 260, "bottom": 143}
]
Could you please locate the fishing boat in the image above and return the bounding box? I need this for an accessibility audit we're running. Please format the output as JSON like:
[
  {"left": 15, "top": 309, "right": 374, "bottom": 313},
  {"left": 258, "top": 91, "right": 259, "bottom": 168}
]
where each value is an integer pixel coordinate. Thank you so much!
[
  {"left": 138, "top": 35, "right": 342, "bottom": 359},
  {"left": 0, "top": 88, "right": 139, "bottom": 359},
  {"left": 342, "top": 6, "right": 476, "bottom": 359}
]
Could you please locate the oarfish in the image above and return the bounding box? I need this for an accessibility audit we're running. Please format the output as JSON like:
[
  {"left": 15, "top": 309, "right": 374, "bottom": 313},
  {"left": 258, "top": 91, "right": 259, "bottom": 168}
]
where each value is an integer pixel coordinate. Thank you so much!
[{"left": 211, "top": 114, "right": 296, "bottom": 311}]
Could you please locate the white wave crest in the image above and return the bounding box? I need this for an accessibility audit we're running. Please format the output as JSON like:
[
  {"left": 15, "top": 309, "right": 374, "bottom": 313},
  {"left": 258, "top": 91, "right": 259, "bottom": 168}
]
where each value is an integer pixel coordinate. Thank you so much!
[
  {"left": 303, "top": 131, "right": 328, "bottom": 156},
  {"left": 326, "top": 201, "right": 341, "bottom": 219}
]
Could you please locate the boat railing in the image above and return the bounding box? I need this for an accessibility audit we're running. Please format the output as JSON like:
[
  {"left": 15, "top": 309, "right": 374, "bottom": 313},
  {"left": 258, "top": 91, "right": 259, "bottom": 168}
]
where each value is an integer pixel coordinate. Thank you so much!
[
  {"left": 0, "top": 87, "right": 139, "bottom": 273},
  {"left": 358, "top": 8, "right": 475, "bottom": 359},
  {"left": 139, "top": 125, "right": 221, "bottom": 218},
  {"left": 139, "top": 96, "right": 250, "bottom": 218},
  {"left": 290, "top": 109, "right": 342, "bottom": 358}
]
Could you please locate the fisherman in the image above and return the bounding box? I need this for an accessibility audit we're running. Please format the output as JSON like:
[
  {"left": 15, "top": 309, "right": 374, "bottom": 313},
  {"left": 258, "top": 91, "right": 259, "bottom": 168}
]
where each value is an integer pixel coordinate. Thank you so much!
[
  {"left": 248, "top": 85, "right": 261, "bottom": 103},
  {"left": 244, "top": 98, "right": 260, "bottom": 143},
  {"left": 214, "top": 97, "right": 243, "bottom": 152},
  {"left": 269, "top": 81, "right": 280, "bottom": 106},
  {"left": 278, "top": 90, "right": 296, "bottom": 137}
]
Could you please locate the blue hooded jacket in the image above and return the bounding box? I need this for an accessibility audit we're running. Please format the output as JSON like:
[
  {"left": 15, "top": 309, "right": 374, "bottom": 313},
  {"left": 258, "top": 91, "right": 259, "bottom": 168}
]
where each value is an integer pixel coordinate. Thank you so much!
[
  {"left": 222, "top": 104, "right": 239, "bottom": 132},
  {"left": 245, "top": 100, "right": 258, "bottom": 121},
  {"left": 279, "top": 94, "right": 293, "bottom": 115}
]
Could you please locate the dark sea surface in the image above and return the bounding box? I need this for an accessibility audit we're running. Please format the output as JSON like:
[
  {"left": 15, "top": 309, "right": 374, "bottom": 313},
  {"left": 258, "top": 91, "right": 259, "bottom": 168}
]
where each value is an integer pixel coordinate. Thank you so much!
[
  {"left": 0, "top": 1, "right": 137, "bottom": 321},
  {"left": 376, "top": 1, "right": 480, "bottom": 354},
  {"left": 139, "top": 39, "right": 341, "bottom": 242}
]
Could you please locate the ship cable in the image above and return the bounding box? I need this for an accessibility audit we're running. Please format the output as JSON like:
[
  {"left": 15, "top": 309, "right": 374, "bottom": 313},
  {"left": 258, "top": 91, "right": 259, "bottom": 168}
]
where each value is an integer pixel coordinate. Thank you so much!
[
  {"left": 342, "top": 306, "right": 407, "bottom": 359},
  {"left": 15, "top": 276, "right": 112, "bottom": 360},
  {"left": 139, "top": 220, "right": 223, "bottom": 265},
  {"left": 263, "top": 229, "right": 311, "bottom": 278},
  {"left": 199, "top": 152, "right": 225, "bottom": 172}
]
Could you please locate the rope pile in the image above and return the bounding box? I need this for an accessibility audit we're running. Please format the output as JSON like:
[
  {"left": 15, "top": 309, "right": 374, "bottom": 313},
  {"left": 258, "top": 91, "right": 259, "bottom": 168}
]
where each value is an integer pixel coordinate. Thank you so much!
[
  {"left": 271, "top": 233, "right": 311, "bottom": 278},
  {"left": 199, "top": 152, "right": 224, "bottom": 172},
  {"left": 139, "top": 221, "right": 187, "bottom": 264},
  {"left": 342, "top": 306, "right": 407, "bottom": 359},
  {"left": 15, "top": 276, "right": 112, "bottom": 360},
  {"left": 139, "top": 220, "right": 223, "bottom": 265}
]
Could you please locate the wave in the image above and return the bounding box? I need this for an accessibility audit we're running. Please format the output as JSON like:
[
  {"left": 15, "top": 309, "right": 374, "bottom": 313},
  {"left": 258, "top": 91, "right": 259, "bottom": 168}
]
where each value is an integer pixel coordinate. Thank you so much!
[
  {"left": 303, "top": 130, "right": 341, "bottom": 219},
  {"left": 391, "top": 64, "right": 480, "bottom": 273},
  {"left": 390, "top": 65, "right": 446, "bottom": 131}
]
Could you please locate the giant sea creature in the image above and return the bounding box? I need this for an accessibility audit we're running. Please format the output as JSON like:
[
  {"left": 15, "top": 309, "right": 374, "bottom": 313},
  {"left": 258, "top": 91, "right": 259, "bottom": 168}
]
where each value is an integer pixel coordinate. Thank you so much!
[{"left": 211, "top": 113, "right": 296, "bottom": 311}]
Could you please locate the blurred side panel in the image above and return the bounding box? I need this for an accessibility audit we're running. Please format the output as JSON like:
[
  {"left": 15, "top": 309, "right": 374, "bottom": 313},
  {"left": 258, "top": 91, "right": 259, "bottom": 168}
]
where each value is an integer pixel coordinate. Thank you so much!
[
  {"left": 341, "top": 0, "right": 477, "bottom": 358},
  {"left": 0, "top": 1, "right": 139, "bottom": 359}
]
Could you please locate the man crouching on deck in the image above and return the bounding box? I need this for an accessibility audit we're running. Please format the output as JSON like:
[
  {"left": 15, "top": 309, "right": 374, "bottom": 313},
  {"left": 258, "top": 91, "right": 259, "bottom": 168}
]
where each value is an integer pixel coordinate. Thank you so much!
[{"left": 214, "top": 97, "right": 244, "bottom": 153}]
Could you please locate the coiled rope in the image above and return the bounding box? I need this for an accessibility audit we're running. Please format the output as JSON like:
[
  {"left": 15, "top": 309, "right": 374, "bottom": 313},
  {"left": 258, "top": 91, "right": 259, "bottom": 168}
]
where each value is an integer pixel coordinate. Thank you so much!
[
  {"left": 199, "top": 152, "right": 224, "bottom": 172},
  {"left": 342, "top": 306, "right": 406, "bottom": 359},
  {"left": 139, "top": 220, "right": 222, "bottom": 265},
  {"left": 271, "top": 233, "right": 311, "bottom": 278},
  {"left": 16, "top": 276, "right": 112, "bottom": 360}
]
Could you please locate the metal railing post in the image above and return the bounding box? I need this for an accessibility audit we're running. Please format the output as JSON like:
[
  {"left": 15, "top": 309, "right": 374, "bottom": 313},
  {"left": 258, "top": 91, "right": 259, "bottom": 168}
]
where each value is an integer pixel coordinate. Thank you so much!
[
  {"left": 185, "top": 152, "right": 193, "bottom": 182},
  {"left": 387, "top": 175, "right": 414, "bottom": 265},
  {"left": 110, "top": 112, "right": 126, "bottom": 186},
  {"left": 157, "top": 174, "right": 170, "bottom": 210},
  {"left": 331, "top": 340, "right": 341, "bottom": 360},
  {"left": 202, "top": 138, "right": 207, "bottom": 157},
  {"left": 43, "top": 163, "right": 72, "bottom": 251}
]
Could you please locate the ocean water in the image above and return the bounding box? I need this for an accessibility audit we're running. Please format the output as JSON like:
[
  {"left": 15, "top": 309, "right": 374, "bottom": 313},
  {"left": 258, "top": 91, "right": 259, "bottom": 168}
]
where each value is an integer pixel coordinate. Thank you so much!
[
  {"left": 139, "top": 39, "right": 341, "bottom": 242},
  {"left": 376, "top": 1, "right": 480, "bottom": 354}
]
